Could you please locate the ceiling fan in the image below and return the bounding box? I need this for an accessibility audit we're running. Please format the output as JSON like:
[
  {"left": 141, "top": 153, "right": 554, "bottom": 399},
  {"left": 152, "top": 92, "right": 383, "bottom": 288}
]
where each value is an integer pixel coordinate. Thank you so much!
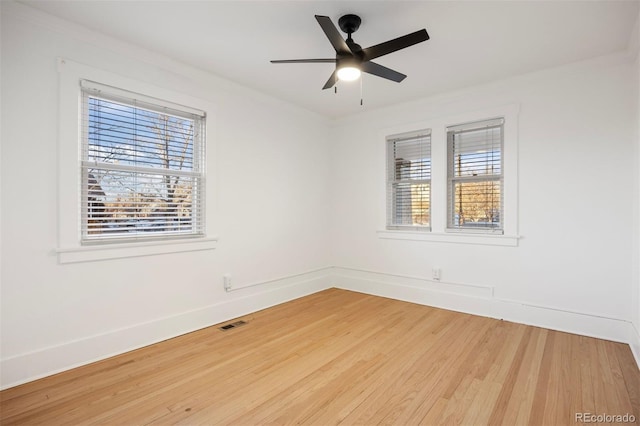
[{"left": 271, "top": 14, "right": 429, "bottom": 90}]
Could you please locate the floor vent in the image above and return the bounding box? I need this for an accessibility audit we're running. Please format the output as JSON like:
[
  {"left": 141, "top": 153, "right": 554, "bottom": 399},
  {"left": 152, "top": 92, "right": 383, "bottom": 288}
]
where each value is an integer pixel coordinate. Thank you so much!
[{"left": 219, "top": 320, "right": 247, "bottom": 331}]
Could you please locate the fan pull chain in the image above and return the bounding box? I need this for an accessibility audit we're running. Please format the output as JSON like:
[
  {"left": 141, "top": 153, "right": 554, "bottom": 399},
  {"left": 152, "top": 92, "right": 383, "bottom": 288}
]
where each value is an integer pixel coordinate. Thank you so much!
[{"left": 360, "top": 76, "right": 364, "bottom": 106}]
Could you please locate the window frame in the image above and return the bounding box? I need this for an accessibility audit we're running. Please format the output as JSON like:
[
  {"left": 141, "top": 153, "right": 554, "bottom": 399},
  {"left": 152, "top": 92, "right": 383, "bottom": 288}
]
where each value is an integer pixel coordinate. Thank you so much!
[
  {"left": 446, "top": 118, "right": 504, "bottom": 234},
  {"left": 56, "top": 58, "right": 217, "bottom": 263},
  {"left": 386, "top": 129, "right": 432, "bottom": 231},
  {"left": 79, "top": 80, "right": 206, "bottom": 244}
]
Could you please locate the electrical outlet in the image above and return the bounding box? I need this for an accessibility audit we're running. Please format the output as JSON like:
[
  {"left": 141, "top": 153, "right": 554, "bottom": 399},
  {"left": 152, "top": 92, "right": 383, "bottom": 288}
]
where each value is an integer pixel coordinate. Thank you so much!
[
  {"left": 432, "top": 268, "right": 441, "bottom": 281},
  {"left": 223, "top": 273, "right": 232, "bottom": 291}
]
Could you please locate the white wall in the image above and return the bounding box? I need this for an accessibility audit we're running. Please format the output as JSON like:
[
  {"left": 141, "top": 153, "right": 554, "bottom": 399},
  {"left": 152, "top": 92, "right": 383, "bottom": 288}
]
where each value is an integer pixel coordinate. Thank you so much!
[
  {"left": 0, "top": 3, "right": 331, "bottom": 388},
  {"left": 632, "top": 15, "right": 640, "bottom": 363},
  {"left": 329, "top": 53, "right": 637, "bottom": 341}
]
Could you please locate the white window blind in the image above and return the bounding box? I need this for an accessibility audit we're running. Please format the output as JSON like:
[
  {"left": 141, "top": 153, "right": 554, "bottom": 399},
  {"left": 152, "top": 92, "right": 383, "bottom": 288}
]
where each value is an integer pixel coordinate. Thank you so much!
[
  {"left": 447, "top": 118, "right": 503, "bottom": 232},
  {"left": 80, "top": 80, "right": 206, "bottom": 243},
  {"left": 386, "top": 130, "right": 431, "bottom": 230}
]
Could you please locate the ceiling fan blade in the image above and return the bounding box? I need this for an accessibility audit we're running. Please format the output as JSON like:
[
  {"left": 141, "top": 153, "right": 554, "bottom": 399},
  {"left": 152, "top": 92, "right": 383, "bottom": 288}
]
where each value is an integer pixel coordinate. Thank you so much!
[
  {"left": 271, "top": 59, "right": 336, "bottom": 64},
  {"left": 361, "top": 61, "right": 406, "bottom": 82},
  {"left": 315, "top": 15, "right": 352, "bottom": 55},
  {"left": 322, "top": 70, "right": 338, "bottom": 90},
  {"left": 362, "top": 29, "right": 429, "bottom": 61}
]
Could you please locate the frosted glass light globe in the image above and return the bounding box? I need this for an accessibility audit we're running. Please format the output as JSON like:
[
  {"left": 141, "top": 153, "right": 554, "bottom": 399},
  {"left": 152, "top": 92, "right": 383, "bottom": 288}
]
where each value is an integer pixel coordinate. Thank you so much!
[{"left": 337, "top": 66, "right": 361, "bottom": 81}]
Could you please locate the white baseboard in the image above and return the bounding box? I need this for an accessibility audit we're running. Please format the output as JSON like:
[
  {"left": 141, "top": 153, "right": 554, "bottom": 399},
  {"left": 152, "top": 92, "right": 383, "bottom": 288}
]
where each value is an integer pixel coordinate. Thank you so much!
[
  {"left": 631, "top": 322, "right": 640, "bottom": 370},
  {"left": 331, "top": 266, "right": 633, "bottom": 346},
  {"left": 4, "top": 266, "right": 636, "bottom": 390},
  {"left": 0, "top": 268, "right": 332, "bottom": 390}
]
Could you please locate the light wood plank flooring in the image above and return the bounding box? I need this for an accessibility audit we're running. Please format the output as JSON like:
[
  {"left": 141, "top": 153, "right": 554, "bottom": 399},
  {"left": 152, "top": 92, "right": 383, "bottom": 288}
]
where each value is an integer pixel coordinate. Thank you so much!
[{"left": 1, "top": 288, "right": 639, "bottom": 425}]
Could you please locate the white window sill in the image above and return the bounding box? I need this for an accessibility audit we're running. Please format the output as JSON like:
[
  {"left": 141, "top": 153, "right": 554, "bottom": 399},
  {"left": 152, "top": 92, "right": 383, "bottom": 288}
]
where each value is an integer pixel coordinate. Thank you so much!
[
  {"left": 377, "top": 230, "right": 519, "bottom": 247},
  {"left": 56, "top": 236, "right": 218, "bottom": 264}
]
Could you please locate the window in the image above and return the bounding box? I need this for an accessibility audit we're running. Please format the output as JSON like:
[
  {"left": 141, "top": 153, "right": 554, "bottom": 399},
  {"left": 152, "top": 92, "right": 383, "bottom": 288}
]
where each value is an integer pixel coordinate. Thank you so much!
[
  {"left": 81, "top": 81, "right": 206, "bottom": 243},
  {"left": 386, "top": 130, "right": 431, "bottom": 230},
  {"left": 379, "top": 105, "right": 518, "bottom": 246},
  {"left": 447, "top": 118, "right": 503, "bottom": 233}
]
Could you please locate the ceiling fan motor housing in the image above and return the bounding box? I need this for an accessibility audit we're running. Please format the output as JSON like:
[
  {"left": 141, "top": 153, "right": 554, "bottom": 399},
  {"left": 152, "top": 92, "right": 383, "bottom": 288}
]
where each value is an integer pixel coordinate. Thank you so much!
[{"left": 337, "top": 55, "right": 361, "bottom": 70}]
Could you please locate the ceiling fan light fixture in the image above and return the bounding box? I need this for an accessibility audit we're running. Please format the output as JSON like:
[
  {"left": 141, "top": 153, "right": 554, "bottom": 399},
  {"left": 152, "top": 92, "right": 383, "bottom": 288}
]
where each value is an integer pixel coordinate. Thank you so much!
[
  {"left": 337, "top": 65, "right": 361, "bottom": 81},
  {"left": 270, "top": 14, "right": 429, "bottom": 90}
]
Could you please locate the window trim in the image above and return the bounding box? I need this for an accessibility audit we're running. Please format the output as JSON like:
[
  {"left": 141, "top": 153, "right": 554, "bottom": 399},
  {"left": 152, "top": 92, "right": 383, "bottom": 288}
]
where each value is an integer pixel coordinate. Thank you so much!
[
  {"left": 57, "top": 58, "right": 217, "bottom": 263},
  {"left": 377, "top": 230, "right": 519, "bottom": 247},
  {"left": 378, "top": 104, "right": 520, "bottom": 246}
]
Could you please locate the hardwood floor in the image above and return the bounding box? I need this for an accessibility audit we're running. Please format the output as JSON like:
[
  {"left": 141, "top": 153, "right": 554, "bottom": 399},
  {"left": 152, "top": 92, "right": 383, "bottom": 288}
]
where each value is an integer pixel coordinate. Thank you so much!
[{"left": 1, "top": 288, "right": 639, "bottom": 425}]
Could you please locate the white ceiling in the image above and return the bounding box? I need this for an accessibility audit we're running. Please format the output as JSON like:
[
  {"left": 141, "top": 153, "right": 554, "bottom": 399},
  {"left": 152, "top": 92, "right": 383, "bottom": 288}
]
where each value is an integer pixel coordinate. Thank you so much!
[{"left": 19, "top": 0, "right": 640, "bottom": 119}]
